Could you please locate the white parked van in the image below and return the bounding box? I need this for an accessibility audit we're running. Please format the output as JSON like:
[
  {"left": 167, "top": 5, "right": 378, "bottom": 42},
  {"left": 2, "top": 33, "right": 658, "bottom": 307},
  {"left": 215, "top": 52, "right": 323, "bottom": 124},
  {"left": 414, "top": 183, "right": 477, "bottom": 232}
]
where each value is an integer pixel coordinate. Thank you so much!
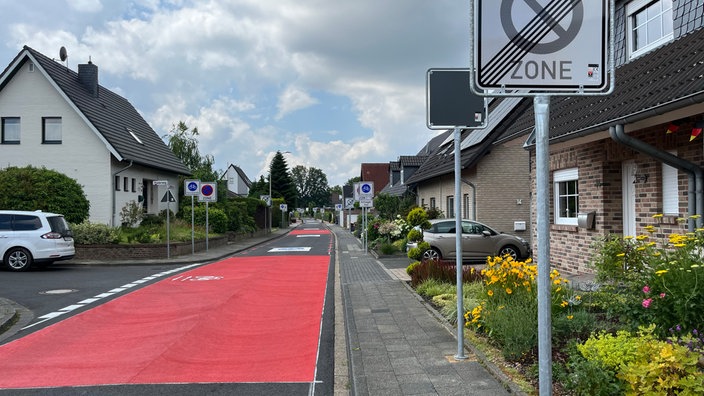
[{"left": 0, "top": 210, "right": 75, "bottom": 271}]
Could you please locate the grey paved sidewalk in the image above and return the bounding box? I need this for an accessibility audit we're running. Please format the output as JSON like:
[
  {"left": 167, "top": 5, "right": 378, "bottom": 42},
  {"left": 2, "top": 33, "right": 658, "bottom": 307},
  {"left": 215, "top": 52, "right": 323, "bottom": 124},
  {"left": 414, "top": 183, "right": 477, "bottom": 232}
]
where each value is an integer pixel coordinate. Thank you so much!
[{"left": 332, "top": 225, "right": 513, "bottom": 396}]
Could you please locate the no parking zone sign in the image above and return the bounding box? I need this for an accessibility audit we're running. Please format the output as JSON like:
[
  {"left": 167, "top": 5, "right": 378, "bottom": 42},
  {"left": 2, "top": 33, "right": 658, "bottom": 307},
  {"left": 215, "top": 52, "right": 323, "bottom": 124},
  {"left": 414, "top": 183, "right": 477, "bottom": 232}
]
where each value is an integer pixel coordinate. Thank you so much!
[{"left": 198, "top": 182, "right": 217, "bottom": 202}]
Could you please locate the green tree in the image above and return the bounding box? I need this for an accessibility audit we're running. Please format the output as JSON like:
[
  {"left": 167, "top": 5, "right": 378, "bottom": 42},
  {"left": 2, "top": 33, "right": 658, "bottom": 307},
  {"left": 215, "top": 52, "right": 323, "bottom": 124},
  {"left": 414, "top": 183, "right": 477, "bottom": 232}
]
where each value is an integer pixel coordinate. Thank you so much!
[
  {"left": 270, "top": 151, "right": 297, "bottom": 207},
  {"left": 248, "top": 175, "right": 269, "bottom": 199},
  {"left": 345, "top": 176, "right": 361, "bottom": 186},
  {"left": 163, "top": 121, "right": 217, "bottom": 181},
  {"left": 291, "top": 165, "right": 331, "bottom": 208},
  {"left": 0, "top": 166, "right": 90, "bottom": 224}
]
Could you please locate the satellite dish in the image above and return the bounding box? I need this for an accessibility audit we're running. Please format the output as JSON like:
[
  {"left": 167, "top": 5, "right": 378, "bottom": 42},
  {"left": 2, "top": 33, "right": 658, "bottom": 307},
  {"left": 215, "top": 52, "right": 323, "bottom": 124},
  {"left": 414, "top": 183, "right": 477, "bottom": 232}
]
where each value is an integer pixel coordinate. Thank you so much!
[{"left": 59, "top": 46, "right": 67, "bottom": 62}]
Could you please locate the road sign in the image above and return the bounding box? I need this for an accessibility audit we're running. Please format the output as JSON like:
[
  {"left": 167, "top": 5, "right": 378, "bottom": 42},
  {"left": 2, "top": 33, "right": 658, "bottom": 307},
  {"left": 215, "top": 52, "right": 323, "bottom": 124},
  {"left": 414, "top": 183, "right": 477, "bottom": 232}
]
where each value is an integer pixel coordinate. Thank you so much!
[
  {"left": 427, "top": 69, "right": 487, "bottom": 129},
  {"left": 472, "top": 0, "right": 609, "bottom": 93},
  {"left": 199, "top": 182, "right": 217, "bottom": 202},
  {"left": 360, "top": 198, "right": 373, "bottom": 208},
  {"left": 344, "top": 198, "right": 355, "bottom": 209},
  {"left": 161, "top": 190, "right": 176, "bottom": 203},
  {"left": 359, "top": 182, "right": 373, "bottom": 200},
  {"left": 260, "top": 195, "right": 271, "bottom": 207},
  {"left": 335, "top": 204, "right": 342, "bottom": 211},
  {"left": 153, "top": 180, "right": 168, "bottom": 186},
  {"left": 184, "top": 179, "right": 200, "bottom": 197},
  {"left": 279, "top": 203, "right": 288, "bottom": 211}
]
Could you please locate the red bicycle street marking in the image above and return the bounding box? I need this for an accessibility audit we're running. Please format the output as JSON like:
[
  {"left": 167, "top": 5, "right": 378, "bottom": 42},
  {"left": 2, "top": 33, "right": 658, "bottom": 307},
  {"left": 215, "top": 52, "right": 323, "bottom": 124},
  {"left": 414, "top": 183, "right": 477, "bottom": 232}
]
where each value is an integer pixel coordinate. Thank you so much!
[
  {"left": 290, "top": 229, "right": 330, "bottom": 235},
  {"left": 0, "top": 255, "right": 329, "bottom": 388}
]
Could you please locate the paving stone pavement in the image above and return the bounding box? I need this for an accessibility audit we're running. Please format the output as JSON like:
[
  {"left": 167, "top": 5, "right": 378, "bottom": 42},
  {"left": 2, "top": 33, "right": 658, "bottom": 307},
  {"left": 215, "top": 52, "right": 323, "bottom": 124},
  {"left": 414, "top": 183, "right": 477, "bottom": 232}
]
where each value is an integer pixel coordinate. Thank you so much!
[{"left": 332, "top": 225, "right": 514, "bottom": 396}]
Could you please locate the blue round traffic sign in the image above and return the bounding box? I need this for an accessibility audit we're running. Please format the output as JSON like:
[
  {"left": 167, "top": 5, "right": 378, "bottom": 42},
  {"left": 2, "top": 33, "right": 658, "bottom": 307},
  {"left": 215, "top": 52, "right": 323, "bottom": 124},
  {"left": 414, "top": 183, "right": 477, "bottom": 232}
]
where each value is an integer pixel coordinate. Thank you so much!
[
  {"left": 187, "top": 181, "right": 198, "bottom": 192},
  {"left": 361, "top": 184, "right": 371, "bottom": 193}
]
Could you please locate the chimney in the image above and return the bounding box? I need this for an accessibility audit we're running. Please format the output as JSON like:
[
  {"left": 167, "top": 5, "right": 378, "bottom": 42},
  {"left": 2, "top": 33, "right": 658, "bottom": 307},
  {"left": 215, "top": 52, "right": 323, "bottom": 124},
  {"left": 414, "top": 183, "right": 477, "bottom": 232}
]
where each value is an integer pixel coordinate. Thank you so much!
[{"left": 78, "top": 60, "right": 98, "bottom": 97}]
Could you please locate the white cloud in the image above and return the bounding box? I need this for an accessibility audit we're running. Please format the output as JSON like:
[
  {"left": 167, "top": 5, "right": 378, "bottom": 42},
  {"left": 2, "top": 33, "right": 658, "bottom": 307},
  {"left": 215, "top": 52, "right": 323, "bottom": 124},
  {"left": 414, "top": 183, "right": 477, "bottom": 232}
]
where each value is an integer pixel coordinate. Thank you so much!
[
  {"left": 66, "top": 0, "right": 103, "bottom": 13},
  {"left": 276, "top": 86, "right": 318, "bottom": 120}
]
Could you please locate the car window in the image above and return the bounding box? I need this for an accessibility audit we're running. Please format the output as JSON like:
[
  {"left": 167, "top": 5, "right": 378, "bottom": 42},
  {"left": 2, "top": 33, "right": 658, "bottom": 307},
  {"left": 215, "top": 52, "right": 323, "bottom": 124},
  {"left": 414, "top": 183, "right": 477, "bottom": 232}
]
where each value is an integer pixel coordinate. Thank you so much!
[
  {"left": 462, "top": 222, "right": 480, "bottom": 234},
  {"left": 47, "top": 216, "right": 70, "bottom": 233},
  {"left": 0, "top": 214, "right": 11, "bottom": 230},
  {"left": 434, "top": 221, "right": 456, "bottom": 233},
  {"left": 13, "top": 215, "right": 42, "bottom": 231}
]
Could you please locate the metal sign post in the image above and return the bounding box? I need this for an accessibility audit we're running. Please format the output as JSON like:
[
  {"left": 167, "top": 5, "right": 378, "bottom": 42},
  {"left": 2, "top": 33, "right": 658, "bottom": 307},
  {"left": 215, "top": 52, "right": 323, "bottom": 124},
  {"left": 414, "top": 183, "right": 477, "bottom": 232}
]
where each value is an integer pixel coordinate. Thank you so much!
[
  {"left": 469, "top": 1, "right": 615, "bottom": 394},
  {"left": 426, "top": 69, "right": 488, "bottom": 361},
  {"left": 184, "top": 179, "right": 200, "bottom": 254}
]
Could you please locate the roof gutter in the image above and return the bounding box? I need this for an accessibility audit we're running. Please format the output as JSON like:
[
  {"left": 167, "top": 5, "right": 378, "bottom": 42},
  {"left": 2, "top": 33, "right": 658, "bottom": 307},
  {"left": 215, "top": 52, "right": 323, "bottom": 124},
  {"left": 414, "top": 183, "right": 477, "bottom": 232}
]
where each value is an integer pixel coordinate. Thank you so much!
[
  {"left": 524, "top": 91, "right": 704, "bottom": 148},
  {"left": 609, "top": 124, "right": 702, "bottom": 231}
]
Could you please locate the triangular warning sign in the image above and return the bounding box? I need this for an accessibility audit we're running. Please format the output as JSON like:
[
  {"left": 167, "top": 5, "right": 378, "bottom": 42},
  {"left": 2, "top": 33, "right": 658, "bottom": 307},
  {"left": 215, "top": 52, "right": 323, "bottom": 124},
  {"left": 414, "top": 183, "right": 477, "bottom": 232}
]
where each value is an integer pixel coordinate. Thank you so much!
[{"left": 161, "top": 190, "right": 176, "bottom": 203}]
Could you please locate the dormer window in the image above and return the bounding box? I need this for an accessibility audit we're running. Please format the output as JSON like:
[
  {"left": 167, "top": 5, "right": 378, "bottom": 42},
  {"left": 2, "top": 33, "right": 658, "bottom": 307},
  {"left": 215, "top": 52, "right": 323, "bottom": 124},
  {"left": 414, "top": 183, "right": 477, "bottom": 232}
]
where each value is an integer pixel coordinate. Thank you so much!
[
  {"left": 127, "top": 127, "right": 143, "bottom": 144},
  {"left": 626, "top": 0, "right": 673, "bottom": 60}
]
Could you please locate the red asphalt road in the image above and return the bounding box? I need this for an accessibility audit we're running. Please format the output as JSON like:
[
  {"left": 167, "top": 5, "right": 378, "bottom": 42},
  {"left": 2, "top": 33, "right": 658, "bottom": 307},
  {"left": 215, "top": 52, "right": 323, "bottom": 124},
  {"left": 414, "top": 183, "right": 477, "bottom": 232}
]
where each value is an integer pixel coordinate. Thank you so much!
[{"left": 0, "top": 255, "right": 330, "bottom": 389}]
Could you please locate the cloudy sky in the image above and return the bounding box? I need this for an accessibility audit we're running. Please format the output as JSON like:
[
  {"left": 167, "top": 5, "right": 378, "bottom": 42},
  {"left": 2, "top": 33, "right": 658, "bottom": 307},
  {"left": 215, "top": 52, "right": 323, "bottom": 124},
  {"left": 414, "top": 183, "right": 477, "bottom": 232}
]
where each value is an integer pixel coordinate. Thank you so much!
[{"left": 0, "top": 0, "right": 469, "bottom": 186}]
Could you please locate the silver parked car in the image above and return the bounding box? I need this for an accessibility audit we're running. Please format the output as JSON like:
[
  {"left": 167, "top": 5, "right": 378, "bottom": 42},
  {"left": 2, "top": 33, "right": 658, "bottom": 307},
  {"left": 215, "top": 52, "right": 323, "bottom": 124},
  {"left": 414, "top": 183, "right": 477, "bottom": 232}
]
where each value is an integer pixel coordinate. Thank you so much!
[
  {"left": 408, "top": 219, "right": 531, "bottom": 262},
  {"left": 0, "top": 210, "right": 75, "bottom": 271}
]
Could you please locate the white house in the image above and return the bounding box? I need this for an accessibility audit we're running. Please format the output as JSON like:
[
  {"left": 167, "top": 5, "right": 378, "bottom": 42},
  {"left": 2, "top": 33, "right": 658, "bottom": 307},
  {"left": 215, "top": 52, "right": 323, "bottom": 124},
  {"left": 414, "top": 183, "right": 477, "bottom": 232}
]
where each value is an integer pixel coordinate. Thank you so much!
[
  {"left": 221, "top": 164, "right": 252, "bottom": 197},
  {"left": 0, "top": 46, "right": 191, "bottom": 225}
]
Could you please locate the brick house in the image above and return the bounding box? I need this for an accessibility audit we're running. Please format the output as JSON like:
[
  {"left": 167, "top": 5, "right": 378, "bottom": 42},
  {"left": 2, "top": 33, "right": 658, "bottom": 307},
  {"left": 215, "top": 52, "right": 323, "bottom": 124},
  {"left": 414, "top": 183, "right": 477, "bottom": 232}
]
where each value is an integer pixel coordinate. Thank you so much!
[
  {"left": 508, "top": 1, "right": 704, "bottom": 274},
  {"left": 406, "top": 97, "right": 533, "bottom": 243},
  {"left": 380, "top": 155, "right": 427, "bottom": 197},
  {"left": 359, "top": 163, "right": 389, "bottom": 197}
]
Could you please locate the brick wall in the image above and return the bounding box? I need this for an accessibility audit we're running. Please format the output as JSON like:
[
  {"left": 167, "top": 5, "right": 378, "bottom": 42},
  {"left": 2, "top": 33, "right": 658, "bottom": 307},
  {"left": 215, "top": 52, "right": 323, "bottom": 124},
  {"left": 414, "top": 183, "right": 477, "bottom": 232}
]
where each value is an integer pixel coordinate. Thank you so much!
[{"left": 531, "top": 118, "right": 704, "bottom": 275}]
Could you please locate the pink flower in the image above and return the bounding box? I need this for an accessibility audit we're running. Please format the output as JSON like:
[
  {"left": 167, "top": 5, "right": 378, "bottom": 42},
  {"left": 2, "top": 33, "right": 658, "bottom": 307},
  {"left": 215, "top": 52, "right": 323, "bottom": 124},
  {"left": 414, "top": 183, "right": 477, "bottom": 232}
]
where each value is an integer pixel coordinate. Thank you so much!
[
  {"left": 659, "top": 293, "right": 666, "bottom": 298},
  {"left": 642, "top": 298, "right": 653, "bottom": 308},
  {"left": 642, "top": 285, "right": 650, "bottom": 294}
]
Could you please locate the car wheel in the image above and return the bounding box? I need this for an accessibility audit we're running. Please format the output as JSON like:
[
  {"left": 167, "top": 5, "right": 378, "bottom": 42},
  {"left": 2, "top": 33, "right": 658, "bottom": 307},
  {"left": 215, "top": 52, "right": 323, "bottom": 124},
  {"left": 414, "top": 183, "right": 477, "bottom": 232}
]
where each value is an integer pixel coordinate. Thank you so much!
[
  {"left": 422, "top": 247, "right": 441, "bottom": 261},
  {"left": 4, "top": 247, "right": 33, "bottom": 272},
  {"left": 499, "top": 245, "right": 519, "bottom": 260}
]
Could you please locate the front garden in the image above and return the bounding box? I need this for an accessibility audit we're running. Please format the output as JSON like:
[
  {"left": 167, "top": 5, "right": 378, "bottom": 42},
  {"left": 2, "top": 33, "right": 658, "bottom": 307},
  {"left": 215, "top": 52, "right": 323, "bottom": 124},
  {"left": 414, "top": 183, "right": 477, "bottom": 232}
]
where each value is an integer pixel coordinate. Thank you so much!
[{"left": 404, "top": 214, "right": 704, "bottom": 395}]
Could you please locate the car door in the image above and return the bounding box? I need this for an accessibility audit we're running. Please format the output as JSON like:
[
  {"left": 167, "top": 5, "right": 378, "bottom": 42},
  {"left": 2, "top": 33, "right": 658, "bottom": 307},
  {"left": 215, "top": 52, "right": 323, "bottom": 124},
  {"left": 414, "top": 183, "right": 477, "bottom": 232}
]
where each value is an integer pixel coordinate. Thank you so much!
[
  {"left": 0, "top": 214, "right": 14, "bottom": 261},
  {"left": 430, "top": 221, "right": 458, "bottom": 258},
  {"left": 460, "top": 221, "right": 491, "bottom": 261}
]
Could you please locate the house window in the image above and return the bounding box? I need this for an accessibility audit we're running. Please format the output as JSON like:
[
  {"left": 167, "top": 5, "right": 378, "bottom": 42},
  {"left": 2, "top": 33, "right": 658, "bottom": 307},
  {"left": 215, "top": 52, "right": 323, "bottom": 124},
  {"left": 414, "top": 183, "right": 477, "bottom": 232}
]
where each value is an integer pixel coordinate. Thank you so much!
[
  {"left": 463, "top": 194, "right": 471, "bottom": 219},
  {"left": 1, "top": 117, "right": 20, "bottom": 144},
  {"left": 115, "top": 175, "right": 121, "bottom": 191},
  {"left": 626, "top": 0, "right": 673, "bottom": 59},
  {"left": 131, "top": 178, "right": 137, "bottom": 193},
  {"left": 123, "top": 177, "right": 129, "bottom": 192},
  {"left": 554, "top": 168, "right": 579, "bottom": 226},
  {"left": 430, "top": 197, "right": 436, "bottom": 209},
  {"left": 42, "top": 117, "right": 62, "bottom": 144},
  {"left": 447, "top": 196, "right": 455, "bottom": 218},
  {"left": 662, "top": 158, "right": 679, "bottom": 215}
]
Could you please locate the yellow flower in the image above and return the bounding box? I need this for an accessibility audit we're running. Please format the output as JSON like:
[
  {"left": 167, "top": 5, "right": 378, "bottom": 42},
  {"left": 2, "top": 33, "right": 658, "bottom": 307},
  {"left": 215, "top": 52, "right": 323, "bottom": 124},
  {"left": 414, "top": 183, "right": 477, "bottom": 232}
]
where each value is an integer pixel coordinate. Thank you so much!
[
  {"left": 674, "top": 243, "right": 686, "bottom": 248},
  {"left": 487, "top": 290, "right": 494, "bottom": 297},
  {"left": 575, "top": 295, "right": 581, "bottom": 300},
  {"left": 560, "top": 301, "right": 568, "bottom": 307},
  {"left": 567, "top": 315, "right": 574, "bottom": 320},
  {"left": 655, "top": 269, "right": 669, "bottom": 276},
  {"left": 644, "top": 225, "right": 656, "bottom": 233},
  {"left": 652, "top": 214, "right": 664, "bottom": 219},
  {"left": 623, "top": 236, "right": 634, "bottom": 240},
  {"left": 636, "top": 235, "right": 648, "bottom": 241},
  {"left": 617, "top": 253, "right": 626, "bottom": 257},
  {"left": 505, "top": 288, "right": 512, "bottom": 295}
]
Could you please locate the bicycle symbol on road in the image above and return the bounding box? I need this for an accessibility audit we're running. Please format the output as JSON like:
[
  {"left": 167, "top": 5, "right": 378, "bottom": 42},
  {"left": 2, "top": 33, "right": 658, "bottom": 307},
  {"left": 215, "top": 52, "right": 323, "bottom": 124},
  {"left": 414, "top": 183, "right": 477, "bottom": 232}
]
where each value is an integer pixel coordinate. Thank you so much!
[{"left": 171, "top": 275, "right": 224, "bottom": 282}]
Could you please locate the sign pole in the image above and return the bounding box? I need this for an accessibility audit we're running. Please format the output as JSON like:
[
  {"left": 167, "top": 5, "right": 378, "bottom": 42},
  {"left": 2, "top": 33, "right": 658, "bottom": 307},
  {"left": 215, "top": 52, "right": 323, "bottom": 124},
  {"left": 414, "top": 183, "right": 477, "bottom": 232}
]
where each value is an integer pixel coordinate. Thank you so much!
[
  {"left": 206, "top": 201, "right": 209, "bottom": 251},
  {"left": 535, "top": 95, "right": 552, "bottom": 395},
  {"left": 453, "top": 127, "right": 467, "bottom": 360},
  {"left": 166, "top": 189, "right": 171, "bottom": 259},
  {"left": 191, "top": 196, "right": 194, "bottom": 254}
]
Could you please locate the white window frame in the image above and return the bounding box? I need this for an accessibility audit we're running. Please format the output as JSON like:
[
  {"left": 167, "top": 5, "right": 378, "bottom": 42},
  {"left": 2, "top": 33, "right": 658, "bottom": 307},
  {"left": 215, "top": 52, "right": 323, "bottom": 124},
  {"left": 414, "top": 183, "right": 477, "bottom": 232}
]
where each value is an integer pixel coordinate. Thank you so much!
[
  {"left": 1, "top": 117, "right": 20, "bottom": 144},
  {"left": 554, "top": 168, "right": 579, "bottom": 226},
  {"left": 662, "top": 151, "right": 679, "bottom": 215},
  {"left": 447, "top": 196, "right": 455, "bottom": 218},
  {"left": 42, "top": 117, "right": 62, "bottom": 143},
  {"left": 626, "top": 0, "right": 674, "bottom": 60}
]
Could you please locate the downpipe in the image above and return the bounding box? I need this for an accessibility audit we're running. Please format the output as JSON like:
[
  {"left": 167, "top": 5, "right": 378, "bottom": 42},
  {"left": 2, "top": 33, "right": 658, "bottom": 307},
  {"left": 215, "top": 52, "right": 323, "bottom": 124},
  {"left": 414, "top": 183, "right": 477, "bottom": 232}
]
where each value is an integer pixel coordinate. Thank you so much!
[{"left": 610, "top": 125, "right": 702, "bottom": 230}]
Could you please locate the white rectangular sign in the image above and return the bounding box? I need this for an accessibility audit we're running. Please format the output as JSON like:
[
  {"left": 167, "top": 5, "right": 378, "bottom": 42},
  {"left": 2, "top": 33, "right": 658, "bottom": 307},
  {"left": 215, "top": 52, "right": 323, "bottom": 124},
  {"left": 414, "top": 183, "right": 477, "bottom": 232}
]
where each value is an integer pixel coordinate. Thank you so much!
[{"left": 472, "top": 0, "right": 609, "bottom": 93}]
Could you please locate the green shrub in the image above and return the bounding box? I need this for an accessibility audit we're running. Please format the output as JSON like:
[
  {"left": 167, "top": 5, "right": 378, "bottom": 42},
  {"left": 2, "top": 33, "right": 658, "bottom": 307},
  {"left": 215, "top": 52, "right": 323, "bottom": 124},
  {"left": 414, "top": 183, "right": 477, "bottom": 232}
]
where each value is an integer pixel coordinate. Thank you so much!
[
  {"left": 71, "top": 221, "right": 120, "bottom": 245},
  {"left": 406, "top": 228, "right": 422, "bottom": 242},
  {"left": 573, "top": 325, "right": 704, "bottom": 395},
  {"left": 140, "top": 214, "right": 164, "bottom": 227},
  {"left": 406, "top": 207, "right": 431, "bottom": 229},
  {"left": 0, "top": 165, "right": 90, "bottom": 223},
  {"left": 119, "top": 201, "right": 144, "bottom": 227},
  {"left": 392, "top": 238, "right": 406, "bottom": 252},
  {"left": 378, "top": 242, "right": 397, "bottom": 255},
  {"left": 193, "top": 206, "right": 228, "bottom": 233},
  {"left": 406, "top": 261, "right": 420, "bottom": 275},
  {"left": 415, "top": 278, "right": 454, "bottom": 298},
  {"left": 407, "top": 241, "right": 430, "bottom": 261}
]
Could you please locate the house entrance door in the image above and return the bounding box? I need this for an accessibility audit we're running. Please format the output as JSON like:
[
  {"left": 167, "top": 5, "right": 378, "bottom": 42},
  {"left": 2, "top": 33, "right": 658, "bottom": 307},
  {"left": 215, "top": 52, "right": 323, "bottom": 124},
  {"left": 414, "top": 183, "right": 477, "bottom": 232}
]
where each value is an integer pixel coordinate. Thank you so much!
[{"left": 622, "top": 161, "right": 637, "bottom": 237}]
